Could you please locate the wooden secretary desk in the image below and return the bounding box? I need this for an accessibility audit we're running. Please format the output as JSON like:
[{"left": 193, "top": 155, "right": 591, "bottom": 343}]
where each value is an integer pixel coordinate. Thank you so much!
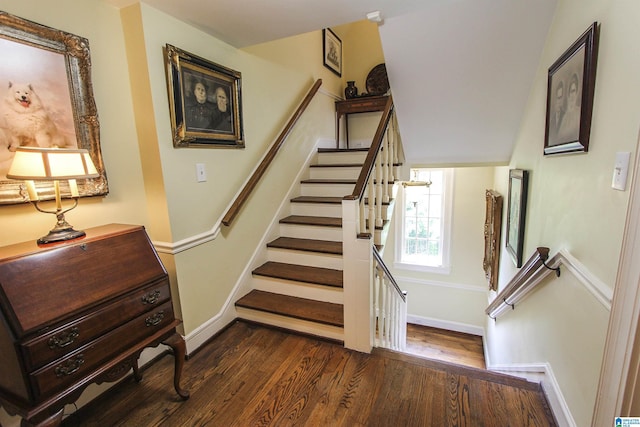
[{"left": 0, "top": 224, "right": 188, "bottom": 427}]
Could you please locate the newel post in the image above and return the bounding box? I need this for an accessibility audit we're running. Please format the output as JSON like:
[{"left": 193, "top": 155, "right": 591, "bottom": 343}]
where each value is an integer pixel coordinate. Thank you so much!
[{"left": 342, "top": 198, "right": 373, "bottom": 353}]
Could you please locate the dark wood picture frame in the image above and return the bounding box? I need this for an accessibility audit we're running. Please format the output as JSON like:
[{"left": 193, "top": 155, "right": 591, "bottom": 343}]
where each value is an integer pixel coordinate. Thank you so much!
[
  {"left": 484, "top": 189, "right": 503, "bottom": 290},
  {"left": 506, "top": 169, "right": 529, "bottom": 268},
  {"left": 544, "top": 22, "right": 599, "bottom": 155},
  {"left": 164, "top": 44, "right": 244, "bottom": 148},
  {"left": 322, "top": 28, "right": 342, "bottom": 77},
  {"left": 0, "top": 11, "right": 108, "bottom": 205}
]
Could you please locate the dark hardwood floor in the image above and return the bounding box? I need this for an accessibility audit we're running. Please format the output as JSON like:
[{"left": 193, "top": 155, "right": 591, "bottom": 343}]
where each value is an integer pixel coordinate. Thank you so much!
[
  {"left": 62, "top": 321, "right": 555, "bottom": 426},
  {"left": 405, "top": 323, "right": 486, "bottom": 369}
]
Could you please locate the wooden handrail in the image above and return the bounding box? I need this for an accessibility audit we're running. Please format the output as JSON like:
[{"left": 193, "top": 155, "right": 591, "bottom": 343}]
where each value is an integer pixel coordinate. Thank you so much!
[
  {"left": 222, "top": 79, "right": 322, "bottom": 227},
  {"left": 344, "top": 96, "right": 394, "bottom": 202},
  {"left": 486, "top": 247, "right": 557, "bottom": 319},
  {"left": 373, "top": 246, "right": 406, "bottom": 302}
]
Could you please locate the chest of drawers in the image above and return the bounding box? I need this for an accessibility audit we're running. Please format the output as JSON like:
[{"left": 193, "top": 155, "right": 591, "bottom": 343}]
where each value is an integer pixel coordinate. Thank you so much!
[{"left": 0, "top": 224, "right": 188, "bottom": 426}]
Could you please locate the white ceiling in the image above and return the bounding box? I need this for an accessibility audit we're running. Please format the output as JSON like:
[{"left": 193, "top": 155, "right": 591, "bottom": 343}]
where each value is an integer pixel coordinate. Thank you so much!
[{"left": 105, "top": 0, "right": 557, "bottom": 166}]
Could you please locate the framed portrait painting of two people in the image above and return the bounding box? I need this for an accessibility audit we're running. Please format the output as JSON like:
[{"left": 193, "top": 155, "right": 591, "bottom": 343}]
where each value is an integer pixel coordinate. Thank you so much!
[
  {"left": 164, "top": 44, "right": 244, "bottom": 148},
  {"left": 544, "top": 23, "right": 599, "bottom": 155}
]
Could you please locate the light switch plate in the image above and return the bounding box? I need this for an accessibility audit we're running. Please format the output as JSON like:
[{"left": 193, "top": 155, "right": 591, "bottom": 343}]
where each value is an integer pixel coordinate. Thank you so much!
[
  {"left": 196, "top": 163, "right": 207, "bottom": 182},
  {"left": 612, "top": 152, "right": 630, "bottom": 191}
]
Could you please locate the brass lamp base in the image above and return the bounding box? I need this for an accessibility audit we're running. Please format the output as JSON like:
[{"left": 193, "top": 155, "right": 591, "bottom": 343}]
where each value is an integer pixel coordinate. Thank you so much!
[
  {"left": 37, "top": 227, "right": 86, "bottom": 245},
  {"left": 34, "top": 199, "right": 86, "bottom": 245}
]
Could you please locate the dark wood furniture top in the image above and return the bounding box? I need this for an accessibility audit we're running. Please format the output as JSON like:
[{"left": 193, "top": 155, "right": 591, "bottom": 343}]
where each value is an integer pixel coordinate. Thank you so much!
[
  {"left": 335, "top": 95, "right": 389, "bottom": 149},
  {"left": 0, "top": 224, "right": 188, "bottom": 427}
]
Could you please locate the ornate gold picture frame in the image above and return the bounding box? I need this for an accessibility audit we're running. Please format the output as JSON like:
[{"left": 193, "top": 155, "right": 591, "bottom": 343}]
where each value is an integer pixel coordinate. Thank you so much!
[
  {"left": 164, "top": 44, "right": 244, "bottom": 148},
  {"left": 484, "top": 189, "right": 503, "bottom": 291},
  {"left": 0, "top": 11, "right": 108, "bottom": 205}
]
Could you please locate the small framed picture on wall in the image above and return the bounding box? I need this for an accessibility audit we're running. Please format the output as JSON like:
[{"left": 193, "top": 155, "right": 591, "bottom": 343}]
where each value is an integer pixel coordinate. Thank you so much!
[{"left": 506, "top": 169, "right": 529, "bottom": 267}]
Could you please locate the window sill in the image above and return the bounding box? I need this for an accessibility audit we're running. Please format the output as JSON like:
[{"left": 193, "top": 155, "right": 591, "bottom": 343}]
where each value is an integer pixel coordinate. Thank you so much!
[{"left": 393, "top": 261, "right": 451, "bottom": 275}]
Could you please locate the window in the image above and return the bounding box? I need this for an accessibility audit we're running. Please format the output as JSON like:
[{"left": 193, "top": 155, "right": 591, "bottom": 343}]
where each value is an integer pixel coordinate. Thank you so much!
[{"left": 395, "top": 168, "right": 453, "bottom": 273}]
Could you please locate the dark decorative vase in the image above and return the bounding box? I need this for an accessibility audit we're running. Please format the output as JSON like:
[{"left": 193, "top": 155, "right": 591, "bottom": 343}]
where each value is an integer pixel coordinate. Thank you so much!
[{"left": 345, "top": 81, "right": 358, "bottom": 99}]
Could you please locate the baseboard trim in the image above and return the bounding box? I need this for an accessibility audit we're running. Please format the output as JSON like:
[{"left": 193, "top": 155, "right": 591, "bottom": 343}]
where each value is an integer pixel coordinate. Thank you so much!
[
  {"left": 407, "top": 314, "right": 484, "bottom": 337},
  {"left": 488, "top": 362, "right": 575, "bottom": 427}
]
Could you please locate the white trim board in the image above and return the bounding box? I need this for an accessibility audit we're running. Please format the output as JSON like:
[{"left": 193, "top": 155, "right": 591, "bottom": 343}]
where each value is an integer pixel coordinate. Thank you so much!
[
  {"left": 395, "top": 275, "right": 488, "bottom": 293},
  {"left": 407, "top": 314, "right": 484, "bottom": 337}
]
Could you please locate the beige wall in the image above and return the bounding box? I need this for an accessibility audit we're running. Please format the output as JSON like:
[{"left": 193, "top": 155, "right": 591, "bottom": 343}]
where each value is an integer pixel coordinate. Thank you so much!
[
  {"left": 486, "top": 0, "right": 640, "bottom": 424},
  {"left": 123, "top": 3, "right": 340, "bottom": 334},
  {"left": 383, "top": 166, "right": 495, "bottom": 330}
]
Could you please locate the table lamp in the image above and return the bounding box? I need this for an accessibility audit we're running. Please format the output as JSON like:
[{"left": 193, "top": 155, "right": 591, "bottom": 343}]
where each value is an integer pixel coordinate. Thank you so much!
[{"left": 7, "top": 146, "right": 99, "bottom": 245}]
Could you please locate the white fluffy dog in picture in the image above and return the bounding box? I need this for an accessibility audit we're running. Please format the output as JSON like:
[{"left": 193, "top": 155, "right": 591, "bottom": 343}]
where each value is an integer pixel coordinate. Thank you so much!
[{"left": 0, "top": 81, "right": 68, "bottom": 151}]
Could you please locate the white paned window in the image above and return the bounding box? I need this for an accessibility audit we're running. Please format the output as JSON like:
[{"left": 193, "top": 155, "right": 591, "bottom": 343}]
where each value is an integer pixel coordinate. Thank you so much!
[{"left": 395, "top": 168, "right": 453, "bottom": 273}]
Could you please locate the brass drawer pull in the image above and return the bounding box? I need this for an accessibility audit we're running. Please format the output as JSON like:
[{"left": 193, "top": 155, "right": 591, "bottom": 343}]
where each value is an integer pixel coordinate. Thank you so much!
[
  {"left": 55, "top": 355, "right": 85, "bottom": 377},
  {"left": 48, "top": 327, "right": 80, "bottom": 349},
  {"left": 145, "top": 310, "right": 165, "bottom": 327},
  {"left": 141, "top": 290, "right": 161, "bottom": 305}
]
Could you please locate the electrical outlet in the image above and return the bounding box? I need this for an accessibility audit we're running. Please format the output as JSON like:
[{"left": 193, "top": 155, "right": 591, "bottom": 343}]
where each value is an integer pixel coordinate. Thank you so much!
[
  {"left": 196, "top": 163, "right": 207, "bottom": 182},
  {"left": 612, "top": 152, "right": 630, "bottom": 191}
]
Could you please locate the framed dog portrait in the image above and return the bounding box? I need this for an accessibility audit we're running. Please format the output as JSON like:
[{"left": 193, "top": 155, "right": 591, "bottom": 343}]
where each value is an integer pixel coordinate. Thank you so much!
[
  {"left": 164, "top": 44, "right": 244, "bottom": 148},
  {"left": 544, "top": 22, "right": 599, "bottom": 155},
  {"left": 0, "top": 11, "right": 108, "bottom": 205},
  {"left": 506, "top": 169, "right": 529, "bottom": 268}
]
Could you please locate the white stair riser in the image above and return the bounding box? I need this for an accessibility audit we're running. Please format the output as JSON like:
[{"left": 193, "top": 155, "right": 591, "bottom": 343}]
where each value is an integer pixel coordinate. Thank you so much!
[
  {"left": 290, "top": 203, "right": 342, "bottom": 217},
  {"left": 267, "top": 247, "right": 343, "bottom": 270},
  {"left": 251, "top": 276, "right": 343, "bottom": 304},
  {"left": 300, "top": 183, "right": 354, "bottom": 197},
  {"left": 309, "top": 167, "right": 362, "bottom": 180},
  {"left": 279, "top": 224, "right": 343, "bottom": 241},
  {"left": 236, "top": 307, "right": 344, "bottom": 341},
  {"left": 317, "top": 152, "right": 368, "bottom": 164}
]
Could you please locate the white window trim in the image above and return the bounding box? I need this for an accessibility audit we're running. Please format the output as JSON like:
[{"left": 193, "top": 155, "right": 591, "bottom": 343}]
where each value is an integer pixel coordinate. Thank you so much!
[{"left": 394, "top": 168, "right": 454, "bottom": 275}]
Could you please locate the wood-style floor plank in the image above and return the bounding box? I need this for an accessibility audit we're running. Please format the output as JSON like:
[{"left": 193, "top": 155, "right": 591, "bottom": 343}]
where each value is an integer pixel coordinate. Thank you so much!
[{"left": 62, "top": 321, "right": 556, "bottom": 427}]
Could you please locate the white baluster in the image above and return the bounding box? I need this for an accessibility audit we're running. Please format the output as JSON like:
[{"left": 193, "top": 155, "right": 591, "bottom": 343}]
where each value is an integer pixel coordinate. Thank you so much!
[
  {"left": 383, "top": 131, "right": 390, "bottom": 204},
  {"left": 368, "top": 175, "right": 375, "bottom": 237},
  {"left": 375, "top": 152, "right": 383, "bottom": 228},
  {"left": 359, "top": 196, "right": 366, "bottom": 235}
]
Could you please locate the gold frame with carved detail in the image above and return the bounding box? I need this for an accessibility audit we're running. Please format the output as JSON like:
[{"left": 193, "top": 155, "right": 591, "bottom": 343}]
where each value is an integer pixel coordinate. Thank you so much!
[
  {"left": 483, "top": 189, "right": 503, "bottom": 291},
  {"left": 0, "top": 11, "right": 107, "bottom": 205}
]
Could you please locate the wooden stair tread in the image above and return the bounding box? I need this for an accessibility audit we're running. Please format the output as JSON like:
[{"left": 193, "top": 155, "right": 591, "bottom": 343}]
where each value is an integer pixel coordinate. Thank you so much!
[
  {"left": 317, "top": 147, "right": 368, "bottom": 153},
  {"left": 300, "top": 179, "right": 356, "bottom": 184},
  {"left": 236, "top": 290, "right": 344, "bottom": 327},
  {"left": 267, "top": 237, "right": 342, "bottom": 255},
  {"left": 291, "top": 196, "right": 343, "bottom": 204},
  {"left": 280, "top": 215, "right": 342, "bottom": 227},
  {"left": 252, "top": 261, "right": 343, "bottom": 288},
  {"left": 310, "top": 163, "right": 363, "bottom": 168}
]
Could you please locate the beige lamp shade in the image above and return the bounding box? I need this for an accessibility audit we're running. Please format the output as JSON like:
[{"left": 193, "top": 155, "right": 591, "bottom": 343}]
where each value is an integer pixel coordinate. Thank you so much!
[{"left": 7, "top": 147, "right": 99, "bottom": 181}]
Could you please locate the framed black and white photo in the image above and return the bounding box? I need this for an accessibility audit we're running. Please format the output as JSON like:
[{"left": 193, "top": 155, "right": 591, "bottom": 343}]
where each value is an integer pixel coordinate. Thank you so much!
[
  {"left": 322, "top": 28, "right": 342, "bottom": 77},
  {"left": 0, "top": 11, "right": 108, "bottom": 205},
  {"left": 544, "top": 22, "right": 599, "bottom": 155},
  {"left": 164, "top": 44, "right": 244, "bottom": 148},
  {"left": 506, "top": 169, "right": 529, "bottom": 268}
]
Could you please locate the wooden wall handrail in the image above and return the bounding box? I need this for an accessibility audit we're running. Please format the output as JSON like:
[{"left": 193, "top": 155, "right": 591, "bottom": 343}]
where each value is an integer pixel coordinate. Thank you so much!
[
  {"left": 222, "top": 79, "right": 322, "bottom": 227},
  {"left": 344, "top": 96, "right": 394, "bottom": 202},
  {"left": 486, "top": 247, "right": 555, "bottom": 319},
  {"left": 373, "top": 246, "right": 406, "bottom": 302}
]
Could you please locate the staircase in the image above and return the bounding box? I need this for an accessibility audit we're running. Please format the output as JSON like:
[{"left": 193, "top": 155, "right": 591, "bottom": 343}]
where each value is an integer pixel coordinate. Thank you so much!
[{"left": 235, "top": 147, "right": 373, "bottom": 343}]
